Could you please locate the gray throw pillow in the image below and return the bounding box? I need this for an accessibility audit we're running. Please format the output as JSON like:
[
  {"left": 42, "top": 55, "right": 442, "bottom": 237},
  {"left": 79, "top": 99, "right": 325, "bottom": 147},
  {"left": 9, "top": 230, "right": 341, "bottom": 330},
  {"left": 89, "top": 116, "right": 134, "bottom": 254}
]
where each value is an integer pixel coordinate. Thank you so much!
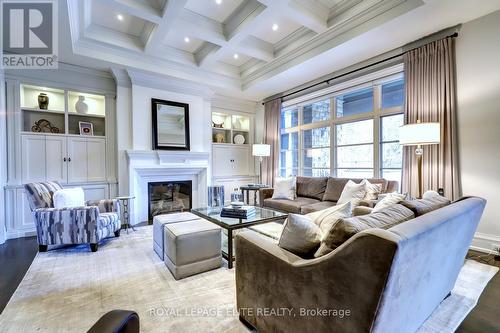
[
  {"left": 401, "top": 193, "right": 451, "bottom": 216},
  {"left": 315, "top": 204, "right": 415, "bottom": 257},
  {"left": 278, "top": 214, "right": 321, "bottom": 256}
]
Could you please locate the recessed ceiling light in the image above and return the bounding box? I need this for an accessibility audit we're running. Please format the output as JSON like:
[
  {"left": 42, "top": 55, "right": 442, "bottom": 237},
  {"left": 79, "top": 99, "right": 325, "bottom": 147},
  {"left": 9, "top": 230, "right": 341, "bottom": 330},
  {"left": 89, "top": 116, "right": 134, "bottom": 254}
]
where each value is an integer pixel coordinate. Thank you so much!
[
  {"left": 272, "top": 23, "right": 279, "bottom": 31},
  {"left": 233, "top": 53, "right": 239, "bottom": 59},
  {"left": 184, "top": 37, "right": 190, "bottom": 43},
  {"left": 215, "top": 0, "right": 222, "bottom": 4},
  {"left": 117, "top": 14, "right": 123, "bottom": 21}
]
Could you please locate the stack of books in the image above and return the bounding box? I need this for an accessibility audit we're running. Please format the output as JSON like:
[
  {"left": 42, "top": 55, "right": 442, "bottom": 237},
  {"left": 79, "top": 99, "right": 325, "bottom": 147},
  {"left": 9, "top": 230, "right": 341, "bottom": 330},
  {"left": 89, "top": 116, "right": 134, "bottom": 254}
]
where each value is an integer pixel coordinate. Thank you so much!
[{"left": 221, "top": 205, "right": 256, "bottom": 219}]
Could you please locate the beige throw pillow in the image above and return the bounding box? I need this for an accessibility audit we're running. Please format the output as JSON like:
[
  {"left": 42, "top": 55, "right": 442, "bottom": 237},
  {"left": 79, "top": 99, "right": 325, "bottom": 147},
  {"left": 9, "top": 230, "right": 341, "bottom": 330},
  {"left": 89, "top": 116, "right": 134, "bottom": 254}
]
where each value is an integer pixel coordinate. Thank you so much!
[
  {"left": 272, "top": 177, "right": 296, "bottom": 200},
  {"left": 306, "top": 201, "right": 352, "bottom": 235},
  {"left": 337, "top": 180, "right": 367, "bottom": 206},
  {"left": 314, "top": 204, "right": 414, "bottom": 257},
  {"left": 372, "top": 192, "right": 406, "bottom": 212},
  {"left": 364, "top": 179, "right": 382, "bottom": 201},
  {"left": 278, "top": 214, "right": 321, "bottom": 256}
]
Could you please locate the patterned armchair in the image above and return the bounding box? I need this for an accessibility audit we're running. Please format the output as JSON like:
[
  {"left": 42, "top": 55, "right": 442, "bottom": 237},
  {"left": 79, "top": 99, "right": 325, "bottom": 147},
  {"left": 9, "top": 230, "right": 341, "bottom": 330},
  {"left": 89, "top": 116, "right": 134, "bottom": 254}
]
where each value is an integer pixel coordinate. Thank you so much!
[{"left": 24, "top": 181, "right": 121, "bottom": 252}]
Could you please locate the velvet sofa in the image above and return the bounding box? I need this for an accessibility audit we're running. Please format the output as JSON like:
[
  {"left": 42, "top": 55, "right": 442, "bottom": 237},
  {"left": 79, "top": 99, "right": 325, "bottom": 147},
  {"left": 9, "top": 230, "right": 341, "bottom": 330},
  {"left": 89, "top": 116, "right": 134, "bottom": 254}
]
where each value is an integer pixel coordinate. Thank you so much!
[
  {"left": 235, "top": 197, "right": 486, "bottom": 333},
  {"left": 259, "top": 177, "right": 399, "bottom": 214}
]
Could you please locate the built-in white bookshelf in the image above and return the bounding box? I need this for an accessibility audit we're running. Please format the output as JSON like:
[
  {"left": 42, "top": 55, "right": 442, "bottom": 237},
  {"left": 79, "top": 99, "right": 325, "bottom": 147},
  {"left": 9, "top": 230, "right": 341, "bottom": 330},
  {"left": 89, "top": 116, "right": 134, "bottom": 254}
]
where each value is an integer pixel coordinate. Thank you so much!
[
  {"left": 212, "top": 112, "right": 250, "bottom": 145},
  {"left": 20, "top": 84, "right": 107, "bottom": 137}
]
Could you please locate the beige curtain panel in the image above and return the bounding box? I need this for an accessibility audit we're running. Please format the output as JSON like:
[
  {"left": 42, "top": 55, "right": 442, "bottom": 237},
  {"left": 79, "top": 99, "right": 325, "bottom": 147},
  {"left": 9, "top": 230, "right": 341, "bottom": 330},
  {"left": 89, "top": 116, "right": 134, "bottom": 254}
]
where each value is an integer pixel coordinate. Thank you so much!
[
  {"left": 402, "top": 37, "right": 461, "bottom": 200},
  {"left": 262, "top": 99, "right": 281, "bottom": 186}
]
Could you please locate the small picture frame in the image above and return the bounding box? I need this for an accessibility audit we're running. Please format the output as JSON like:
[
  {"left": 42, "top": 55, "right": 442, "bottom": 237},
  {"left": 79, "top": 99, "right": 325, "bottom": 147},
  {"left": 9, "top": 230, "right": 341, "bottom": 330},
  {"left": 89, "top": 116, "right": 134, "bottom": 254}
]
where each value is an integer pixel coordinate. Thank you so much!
[{"left": 79, "top": 121, "right": 94, "bottom": 136}]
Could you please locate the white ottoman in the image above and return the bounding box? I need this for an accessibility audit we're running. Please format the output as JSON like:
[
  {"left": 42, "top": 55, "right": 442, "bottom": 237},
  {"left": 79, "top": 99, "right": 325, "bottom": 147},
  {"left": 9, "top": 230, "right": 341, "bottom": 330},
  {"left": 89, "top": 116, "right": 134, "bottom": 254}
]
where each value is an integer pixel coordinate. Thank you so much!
[
  {"left": 163, "top": 219, "right": 222, "bottom": 280},
  {"left": 153, "top": 212, "right": 201, "bottom": 260}
]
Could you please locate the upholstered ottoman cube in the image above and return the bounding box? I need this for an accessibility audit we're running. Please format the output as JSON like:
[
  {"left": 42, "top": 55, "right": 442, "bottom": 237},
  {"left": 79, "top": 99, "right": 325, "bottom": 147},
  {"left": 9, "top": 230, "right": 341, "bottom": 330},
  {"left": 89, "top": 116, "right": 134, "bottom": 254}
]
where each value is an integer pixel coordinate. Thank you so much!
[
  {"left": 163, "top": 219, "right": 222, "bottom": 280},
  {"left": 153, "top": 212, "right": 201, "bottom": 260}
]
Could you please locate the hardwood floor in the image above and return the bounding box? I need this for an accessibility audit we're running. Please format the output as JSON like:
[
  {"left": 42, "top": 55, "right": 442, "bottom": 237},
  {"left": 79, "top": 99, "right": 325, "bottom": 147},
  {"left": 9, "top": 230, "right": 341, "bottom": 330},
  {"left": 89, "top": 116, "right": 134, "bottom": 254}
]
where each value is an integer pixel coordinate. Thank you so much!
[
  {"left": 458, "top": 250, "right": 500, "bottom": 332},
  {"left": 0, "top": 236, "right": 38, "bottom": 313},
  {"left": 1, "top": 237, "right": 499, "bottom": 332}
]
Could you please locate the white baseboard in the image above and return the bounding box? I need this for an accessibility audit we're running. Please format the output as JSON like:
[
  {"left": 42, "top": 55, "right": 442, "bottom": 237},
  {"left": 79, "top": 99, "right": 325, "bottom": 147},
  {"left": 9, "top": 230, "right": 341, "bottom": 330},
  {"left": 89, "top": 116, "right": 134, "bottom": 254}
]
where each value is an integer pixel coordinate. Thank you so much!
[
  {"left": 7, "top": 228, "right": 36, "bottom": 240},
  {"left": 471, "top": 232, "right": 500, "bottom": 254}
]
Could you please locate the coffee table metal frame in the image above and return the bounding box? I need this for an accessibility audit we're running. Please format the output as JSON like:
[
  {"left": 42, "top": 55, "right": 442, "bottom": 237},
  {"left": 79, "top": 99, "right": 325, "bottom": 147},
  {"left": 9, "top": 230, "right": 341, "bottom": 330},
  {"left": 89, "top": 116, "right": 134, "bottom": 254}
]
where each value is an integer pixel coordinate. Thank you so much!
[{"left": 191, "top": 207, "right": 287, "bottom": 269}]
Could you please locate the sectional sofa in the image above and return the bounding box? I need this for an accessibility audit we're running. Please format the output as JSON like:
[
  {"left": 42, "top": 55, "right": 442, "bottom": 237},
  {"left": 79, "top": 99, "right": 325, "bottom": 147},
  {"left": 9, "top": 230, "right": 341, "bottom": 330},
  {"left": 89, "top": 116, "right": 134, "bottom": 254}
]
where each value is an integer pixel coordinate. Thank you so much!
[{"left": 236, "top": 196, "right": 486, "bottom": 333}]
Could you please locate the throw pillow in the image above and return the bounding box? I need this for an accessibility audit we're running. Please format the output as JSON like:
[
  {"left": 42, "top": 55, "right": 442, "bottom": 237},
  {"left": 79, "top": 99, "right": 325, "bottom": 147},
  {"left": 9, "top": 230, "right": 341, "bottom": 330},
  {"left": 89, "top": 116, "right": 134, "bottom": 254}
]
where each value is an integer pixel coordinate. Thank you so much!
[
  {"left": 364, "top": 179, "right": 382, "bottom": 201},
  {"left": 53, "top": 187, "right": 85, "bottom": 209},
  {"left": 306, "top": 201, "right": 352, "bottom": 235},
  {"left": 272, "top": 177, "right": 296, "bottom": 200},
  {"left": 401, "top": 193, "right": 451, "bottom": 216},
  {"left": 278, "top": 214, "right": 321, "bottom": 256},
  {"left": 315, "top": 204, "right": 414, "bottom": 257},
  {"left": 337, "top": 180, "right": 367, "bottom": 206},
  {"left": 372, "top": 192, "right": 406, "bottom": 212}
]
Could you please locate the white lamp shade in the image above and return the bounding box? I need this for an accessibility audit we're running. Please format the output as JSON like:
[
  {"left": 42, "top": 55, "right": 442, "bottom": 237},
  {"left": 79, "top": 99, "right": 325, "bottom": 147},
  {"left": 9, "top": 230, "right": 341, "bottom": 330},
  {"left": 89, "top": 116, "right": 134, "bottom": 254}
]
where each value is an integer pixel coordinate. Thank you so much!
[
  {"left": 252, "top": 144, "right": 271, "bottom": 157},
  {"left": 399, "top": 122, "right": 440, "bottom": 146}
]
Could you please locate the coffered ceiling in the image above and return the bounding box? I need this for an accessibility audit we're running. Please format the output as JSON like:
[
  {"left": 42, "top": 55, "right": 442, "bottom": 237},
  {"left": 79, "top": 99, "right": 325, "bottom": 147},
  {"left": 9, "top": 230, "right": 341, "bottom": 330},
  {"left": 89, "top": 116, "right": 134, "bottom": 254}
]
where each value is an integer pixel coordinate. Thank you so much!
[{"left": 64, "top": 0, "right": 500, "bottom": 100}]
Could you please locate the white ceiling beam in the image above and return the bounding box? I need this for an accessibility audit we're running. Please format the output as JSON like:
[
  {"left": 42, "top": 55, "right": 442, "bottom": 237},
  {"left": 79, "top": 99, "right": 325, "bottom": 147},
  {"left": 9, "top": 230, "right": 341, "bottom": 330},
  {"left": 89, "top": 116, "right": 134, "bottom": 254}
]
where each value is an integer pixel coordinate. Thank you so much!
[
  {"left": 257, "top": 0, "right": 328, "bottom": 33},
  {"left": 177, "top": 9, "right": 226, "bottom": 45},
  {"left": 236, "top": 36, "right": 273, "bottom": 62},
  {"left": 97, "top": 0, "right": 162, "bottom": 24},
  {"left": 196, "top": 0, "right": 272, "bottom": 66},
  {"left": 144, "top": 0, "right": 188, "bottom": 53}
]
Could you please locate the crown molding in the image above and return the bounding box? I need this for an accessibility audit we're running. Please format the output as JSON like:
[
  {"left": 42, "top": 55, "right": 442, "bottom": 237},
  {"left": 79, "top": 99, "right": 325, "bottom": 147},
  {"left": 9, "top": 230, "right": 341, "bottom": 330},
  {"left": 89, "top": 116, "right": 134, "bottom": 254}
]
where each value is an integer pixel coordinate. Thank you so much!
[
  {"left": 127, "top": 69, "right": 215, "bottom": 99},
  {"left": 211, "top": 94, "right": 258, "bottom": 113},
  {"left": 241, "top": 0, "right": 424, "bottom": 89}
]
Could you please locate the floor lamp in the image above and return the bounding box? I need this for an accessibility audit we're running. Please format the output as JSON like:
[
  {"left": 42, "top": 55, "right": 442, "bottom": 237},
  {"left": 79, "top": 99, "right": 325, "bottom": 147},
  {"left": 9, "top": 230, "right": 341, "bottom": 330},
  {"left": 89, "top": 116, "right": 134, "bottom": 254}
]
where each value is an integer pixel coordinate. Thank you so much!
[
  {"left": 252, "top": 144, "right": 271, "bottom": 185},
  {"left": 399, "top": 121, "right": 440, "bottom": 198}
]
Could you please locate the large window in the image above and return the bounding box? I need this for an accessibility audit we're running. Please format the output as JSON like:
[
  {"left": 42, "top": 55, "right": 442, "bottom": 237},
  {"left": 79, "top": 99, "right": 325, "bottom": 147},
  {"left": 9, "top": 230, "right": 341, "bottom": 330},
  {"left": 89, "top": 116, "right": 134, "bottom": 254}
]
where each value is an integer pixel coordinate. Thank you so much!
[{"left": 279, "top": 72, "right": 404, "bottom": 183}]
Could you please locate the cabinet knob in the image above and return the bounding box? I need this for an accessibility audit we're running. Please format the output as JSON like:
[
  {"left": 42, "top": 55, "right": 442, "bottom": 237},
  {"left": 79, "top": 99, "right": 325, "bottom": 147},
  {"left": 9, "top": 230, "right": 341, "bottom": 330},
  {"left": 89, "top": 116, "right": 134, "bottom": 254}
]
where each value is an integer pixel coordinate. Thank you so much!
[
  {"left": 63, "top": 157, "right": 67, "bottom": 162},
  {"left": 68, "top": 157, "right": 71, "bottom": 162}
]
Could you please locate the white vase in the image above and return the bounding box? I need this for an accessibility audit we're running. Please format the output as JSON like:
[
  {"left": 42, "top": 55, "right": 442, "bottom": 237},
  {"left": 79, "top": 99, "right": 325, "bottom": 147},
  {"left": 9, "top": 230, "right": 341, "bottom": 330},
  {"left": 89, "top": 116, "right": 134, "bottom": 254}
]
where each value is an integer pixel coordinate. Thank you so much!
[{"left": 75, "top": 95, "right": 89, "bottom": 114}]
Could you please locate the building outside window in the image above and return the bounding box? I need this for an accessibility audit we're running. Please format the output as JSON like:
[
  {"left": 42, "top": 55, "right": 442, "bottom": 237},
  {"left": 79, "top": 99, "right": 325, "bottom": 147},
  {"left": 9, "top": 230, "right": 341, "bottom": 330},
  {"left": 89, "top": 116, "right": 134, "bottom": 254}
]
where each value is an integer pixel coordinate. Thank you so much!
[{"left": 279, "top": 69, "right": 404, "bottom": 186}]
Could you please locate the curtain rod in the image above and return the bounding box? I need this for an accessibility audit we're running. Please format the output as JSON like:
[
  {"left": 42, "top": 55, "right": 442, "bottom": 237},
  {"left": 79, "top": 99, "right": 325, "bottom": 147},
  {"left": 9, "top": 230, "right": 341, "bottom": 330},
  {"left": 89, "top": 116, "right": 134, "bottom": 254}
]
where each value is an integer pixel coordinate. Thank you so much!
[{"left": 262, "top": 32, "right": 459, "bottom": 105}]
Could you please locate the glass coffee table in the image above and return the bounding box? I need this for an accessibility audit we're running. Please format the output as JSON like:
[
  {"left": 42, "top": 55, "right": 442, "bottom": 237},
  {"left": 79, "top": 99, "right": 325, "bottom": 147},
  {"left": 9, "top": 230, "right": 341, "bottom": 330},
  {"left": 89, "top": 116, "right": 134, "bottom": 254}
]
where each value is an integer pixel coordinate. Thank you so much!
[{"left": 191, "top": 206, "right": 287, "bottom": 269}]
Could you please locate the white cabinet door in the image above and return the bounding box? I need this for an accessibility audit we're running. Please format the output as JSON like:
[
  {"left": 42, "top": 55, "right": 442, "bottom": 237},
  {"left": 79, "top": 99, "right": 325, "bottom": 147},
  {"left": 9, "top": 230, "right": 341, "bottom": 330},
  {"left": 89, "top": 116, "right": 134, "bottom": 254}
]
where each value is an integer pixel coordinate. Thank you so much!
[
  {"left": 231, "top": 146, "right": 250, "bottom": 176},
  {"left": 67, "top": 137, "right": 88, "bottom": 183},
  {"left": 22, "top": 134, "right": 46, "bottom": 182},
  {"left": 213, "top": 146, "right": 232, "bottom": 177},
  {"left": 86, "top": 138, "right": 106, "bottom": 182},
  {"left": 46, "top": 136, "right": 67, "bottom": 183}
]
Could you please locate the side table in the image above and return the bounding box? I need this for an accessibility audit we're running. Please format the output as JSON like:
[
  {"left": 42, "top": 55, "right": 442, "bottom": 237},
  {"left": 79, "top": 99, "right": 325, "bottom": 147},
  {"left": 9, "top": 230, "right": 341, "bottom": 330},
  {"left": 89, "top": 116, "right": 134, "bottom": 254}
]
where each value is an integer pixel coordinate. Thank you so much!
[
  {"left": 116, "top": 196, "right": 136, "bottom": 233},
  {"left": 239, "top": 185, "right": 269, "bottom": 206}
]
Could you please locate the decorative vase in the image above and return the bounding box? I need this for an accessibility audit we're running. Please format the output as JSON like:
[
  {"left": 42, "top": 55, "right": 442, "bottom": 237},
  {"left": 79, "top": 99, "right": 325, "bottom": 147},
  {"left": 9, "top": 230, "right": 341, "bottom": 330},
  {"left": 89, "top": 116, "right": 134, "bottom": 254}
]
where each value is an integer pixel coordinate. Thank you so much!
[
  {"left": 37, "top": 93, "right": 49, "bottom": 110},
  {"left": 75, "top": 95, "right": 89, "bottom": 114}
]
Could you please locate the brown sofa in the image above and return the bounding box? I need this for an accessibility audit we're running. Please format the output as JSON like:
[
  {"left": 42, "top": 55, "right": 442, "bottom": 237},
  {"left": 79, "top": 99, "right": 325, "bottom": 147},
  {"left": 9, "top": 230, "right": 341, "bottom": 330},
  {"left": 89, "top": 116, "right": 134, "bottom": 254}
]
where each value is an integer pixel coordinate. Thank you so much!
[
  {"left": 259, "top": 177, "right": 398, "bottom": 214},
  {"left": 236, "top": 197, "right": 486, "bottom": 333}
]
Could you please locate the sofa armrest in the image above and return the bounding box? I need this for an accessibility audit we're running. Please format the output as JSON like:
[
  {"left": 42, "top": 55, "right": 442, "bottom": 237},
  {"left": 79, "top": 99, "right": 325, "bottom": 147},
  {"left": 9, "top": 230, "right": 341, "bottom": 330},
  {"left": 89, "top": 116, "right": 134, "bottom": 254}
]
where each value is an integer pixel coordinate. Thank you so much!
[
  {"left": 235, "top": 229, "right": 400, "bottom": 332},
  {"left": 87, "top": 310, "right": 139, "bottom": 333},
  {"left": 86, "top": 199, "right": 120, "bottom": 214},
  {"left": 258, "top": 188, "right": 274, "bottom": 207}
]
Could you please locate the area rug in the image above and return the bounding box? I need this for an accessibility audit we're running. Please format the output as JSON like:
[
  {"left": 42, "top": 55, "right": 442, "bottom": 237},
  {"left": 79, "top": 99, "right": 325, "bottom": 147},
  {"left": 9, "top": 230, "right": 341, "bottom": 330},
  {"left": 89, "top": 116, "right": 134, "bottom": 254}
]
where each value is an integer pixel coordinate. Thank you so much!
[{"left": 0, "top": 226, "right": 497, "bottom": 333}]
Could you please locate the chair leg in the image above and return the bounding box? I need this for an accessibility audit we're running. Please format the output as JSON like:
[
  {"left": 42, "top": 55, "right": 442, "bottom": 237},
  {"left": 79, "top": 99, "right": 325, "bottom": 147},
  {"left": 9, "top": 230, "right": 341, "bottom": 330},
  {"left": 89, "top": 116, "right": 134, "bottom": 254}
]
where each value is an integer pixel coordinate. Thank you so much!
[
  {"left": 90, "top": 243, "right": 98, "bottom": 252},
  {"left": 39, "top": 244, "right": 48, "bottom": 252},
  {"left": 114, "top": 229, "right": 121, "bottom": 237}
]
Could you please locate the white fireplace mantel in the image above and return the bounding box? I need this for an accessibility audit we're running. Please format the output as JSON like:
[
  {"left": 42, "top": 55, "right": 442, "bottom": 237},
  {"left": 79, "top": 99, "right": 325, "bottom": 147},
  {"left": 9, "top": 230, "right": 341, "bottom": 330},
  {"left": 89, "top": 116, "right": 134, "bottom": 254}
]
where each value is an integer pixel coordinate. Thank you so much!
[{"left": 126, "top": 150, "right": 210, "bottom": 224}]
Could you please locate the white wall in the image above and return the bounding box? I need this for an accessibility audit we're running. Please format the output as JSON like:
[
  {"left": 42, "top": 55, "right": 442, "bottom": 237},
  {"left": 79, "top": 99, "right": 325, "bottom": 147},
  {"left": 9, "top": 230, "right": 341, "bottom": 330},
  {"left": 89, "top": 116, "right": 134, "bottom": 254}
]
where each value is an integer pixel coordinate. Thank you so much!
[
  {"left": 0, "top": 70, "right": 6, "bottom": 244},
  {"left": 116, "top": 85, "right": 133, "bottom": 195},
  {"left": 456, "top": 9, "right": 500, "bottom": 252},
  {"left": 131, "top": 85, "right": 211, "bottom": 152}
]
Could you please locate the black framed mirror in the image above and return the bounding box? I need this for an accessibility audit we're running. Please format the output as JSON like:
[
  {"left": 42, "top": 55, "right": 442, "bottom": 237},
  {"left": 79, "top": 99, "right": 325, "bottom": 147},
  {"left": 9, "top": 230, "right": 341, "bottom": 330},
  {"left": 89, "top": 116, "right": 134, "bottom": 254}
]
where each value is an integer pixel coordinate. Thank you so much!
[{"left": 152, "top": 98, "right": 190, "bottom": 150}]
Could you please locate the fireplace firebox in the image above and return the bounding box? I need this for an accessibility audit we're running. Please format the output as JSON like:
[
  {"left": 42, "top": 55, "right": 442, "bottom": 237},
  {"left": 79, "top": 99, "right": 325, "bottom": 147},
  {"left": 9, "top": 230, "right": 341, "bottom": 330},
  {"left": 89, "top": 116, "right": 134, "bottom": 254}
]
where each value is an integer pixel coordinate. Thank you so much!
[{"left": 148, "top": 181, "right": 192, "bottom": 222}]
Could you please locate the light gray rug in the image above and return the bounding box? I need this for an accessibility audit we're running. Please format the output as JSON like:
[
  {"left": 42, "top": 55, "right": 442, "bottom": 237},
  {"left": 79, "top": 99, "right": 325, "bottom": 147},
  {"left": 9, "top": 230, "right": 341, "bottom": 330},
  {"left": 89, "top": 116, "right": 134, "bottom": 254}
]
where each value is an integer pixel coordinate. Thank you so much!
[{"left": 0, "top": 226, "right": 497, "bottom": 333}]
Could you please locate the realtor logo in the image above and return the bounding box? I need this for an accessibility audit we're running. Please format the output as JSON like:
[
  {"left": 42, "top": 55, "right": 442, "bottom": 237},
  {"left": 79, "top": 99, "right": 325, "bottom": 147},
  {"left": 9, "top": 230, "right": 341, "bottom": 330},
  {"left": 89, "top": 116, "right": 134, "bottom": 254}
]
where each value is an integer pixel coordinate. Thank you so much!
[{"left": 2, "top": 0, "right": 58, "bottom": 69}]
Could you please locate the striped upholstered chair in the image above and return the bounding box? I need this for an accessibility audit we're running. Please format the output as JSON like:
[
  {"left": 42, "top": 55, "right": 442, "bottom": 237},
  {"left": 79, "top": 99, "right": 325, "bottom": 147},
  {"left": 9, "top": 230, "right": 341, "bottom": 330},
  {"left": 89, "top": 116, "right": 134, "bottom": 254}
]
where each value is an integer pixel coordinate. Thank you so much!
[{"left": 24, "top": 181, "right": 121, "bottom": 252}]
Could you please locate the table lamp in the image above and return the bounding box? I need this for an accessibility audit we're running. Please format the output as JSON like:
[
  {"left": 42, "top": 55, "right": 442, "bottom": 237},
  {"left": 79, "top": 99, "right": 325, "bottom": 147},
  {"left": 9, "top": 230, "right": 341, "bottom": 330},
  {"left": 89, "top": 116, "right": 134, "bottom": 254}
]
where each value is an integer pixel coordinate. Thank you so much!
[
  {"left": 252, "top": 143, "right": 271, "bottom": 185},
  {"left": 399, "top": 120, "right": 440, "bottom": 198}
]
